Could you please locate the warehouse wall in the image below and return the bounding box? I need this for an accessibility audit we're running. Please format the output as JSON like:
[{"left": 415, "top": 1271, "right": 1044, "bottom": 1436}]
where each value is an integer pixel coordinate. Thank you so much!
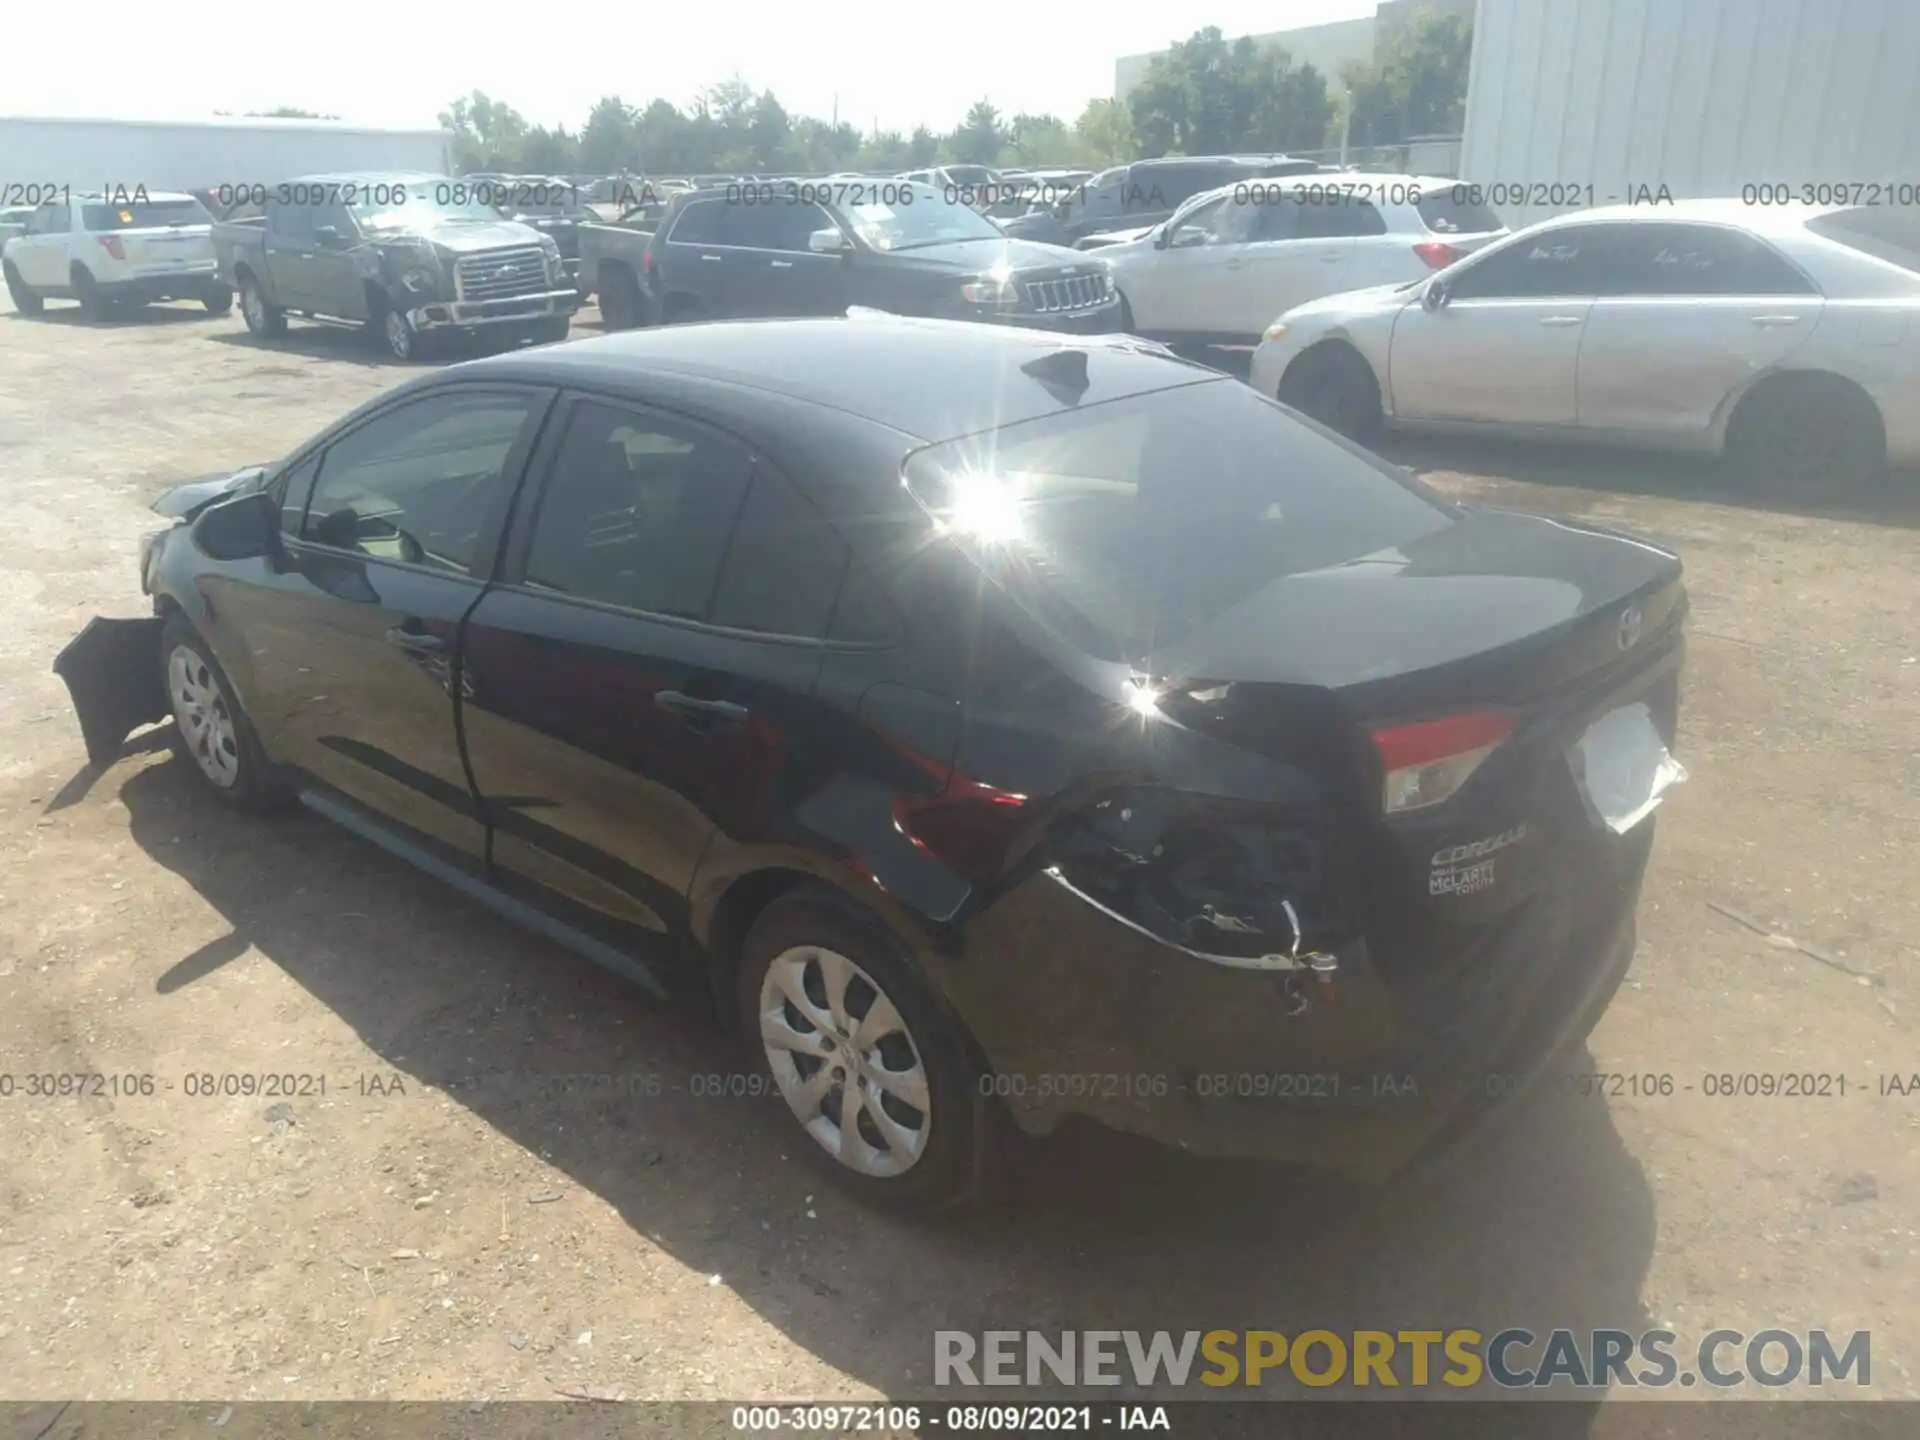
[{"left": 1461, "top": 0, "right": 1920, "bottom": 227}]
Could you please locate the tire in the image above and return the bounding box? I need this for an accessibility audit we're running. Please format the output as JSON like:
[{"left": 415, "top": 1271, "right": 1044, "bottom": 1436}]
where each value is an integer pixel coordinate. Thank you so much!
[
  {"left": 600, "top": 267, "right": 649, "bottom": 331},
  {"left": 238, "top": 274, "right": 286, "bottom": 337},
  {"left": 159, "top": 614, "right": 281, "bottom": 812},
  {"left": 1278, "top": 343, "right": 1383, "bottom": 442},
  {"left": 370, "top": 294, "right": 421, "bottom": 361},
  {"left": 1115, "top": 292, "right": 1136, "bottom": 334},
  {"left": 736, "top": 886, "right": 977, "bottom": 1209},
  {"left": 202, "top": 283, "right": 234, "bottom": 316},
  {"left": 532, "top": 315, "right": 571, "bottom": 344},
  {"left": 3, "top": 260, "right": 43, "bottom": 315},
  {"left": 1725, "top": 373, "right": 1887, "bottom": 495},
  {"left": 73, "top": 267, "right": 111, "bottom": 322}
]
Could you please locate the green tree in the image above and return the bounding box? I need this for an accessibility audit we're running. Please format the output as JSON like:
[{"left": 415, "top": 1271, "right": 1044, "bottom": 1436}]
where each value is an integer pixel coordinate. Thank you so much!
[
  {"left": 1075, "top": 98, "right": 1133, "bottom": 165},
  {"left": 520, "top": 125, "right": 579, "bottom": 174},
  {"left": 1127, "top": 28, "right": 1333, "bottom": 158},
  {"left": 949, "top": 100, "right": 1005, "bottom": 165},
  {"left": 748, "top": 92, "right": 794, "bottom": 171},
  {"left": 857, "top": 130, "right": 913, "bottom": 172},
  {"left": 579, "top": 96, "right": 638, "bottom": 172},
  {"left": 439, "top": 91, "right": 531, "bottom": 173},
  {"left": 905, "top": 126, "right": 940, "bottom": 167},
  {"left": 1345, "top": 12, "right": 1473, "bottom": 147}
]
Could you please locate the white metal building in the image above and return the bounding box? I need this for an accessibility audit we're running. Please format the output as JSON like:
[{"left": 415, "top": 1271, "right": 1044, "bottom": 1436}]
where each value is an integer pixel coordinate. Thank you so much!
[
  {"left": 0, "top": 116, "right": 453, "bottom": 195},
  {"left": 1462, "top": 0, "right": 1920, "bottom": 228}
]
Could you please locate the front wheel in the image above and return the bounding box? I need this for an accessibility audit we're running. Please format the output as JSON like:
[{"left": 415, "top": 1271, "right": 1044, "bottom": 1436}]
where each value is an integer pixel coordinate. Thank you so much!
[
  {"left": 159, "top": 615, "right": 281, "bottom": 812},
  {"left": 737, "top": 887, "right": 978, "bottom": 1209},
  {"left": 1278, "top": 343, "right": 1383, "bottom": 442},
  {"left": 374, "top": 299, "right": 422, "bottom": 362},
  {"left": 532, "top": 315, "right": 571, "bottom": 344}
]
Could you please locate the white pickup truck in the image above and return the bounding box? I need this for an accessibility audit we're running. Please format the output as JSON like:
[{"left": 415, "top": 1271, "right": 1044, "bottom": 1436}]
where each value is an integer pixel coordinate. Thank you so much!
[{"left": 2, "top": 190, "right": 231, "bottom": 319}]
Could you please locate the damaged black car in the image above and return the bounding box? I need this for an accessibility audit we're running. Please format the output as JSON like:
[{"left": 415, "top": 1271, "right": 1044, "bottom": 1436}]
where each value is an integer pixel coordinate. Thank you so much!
[{"left": 56, "top": 315, "right": 1687, "bottom": 1209}]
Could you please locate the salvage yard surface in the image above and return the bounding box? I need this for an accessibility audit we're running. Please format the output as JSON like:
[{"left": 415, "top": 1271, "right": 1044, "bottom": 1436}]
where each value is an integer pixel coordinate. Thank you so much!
[{"left": 2, "top": 297, "right": 1918, "bottom": 1407}]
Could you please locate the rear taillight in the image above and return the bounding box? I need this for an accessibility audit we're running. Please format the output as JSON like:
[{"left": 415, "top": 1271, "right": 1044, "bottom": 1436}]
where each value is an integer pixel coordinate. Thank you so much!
[
  {"left": 1413, "top": 241, "right": 1463, "bottom": 270},
  {"left": 1370, "top": 711, "right": 1514, "bottom": 814},
  {"left": 640, "top": 246, "right": 654, "bottom": 272},
  {"left": 98, "top": 236, "right": 127, "bottom": 260}
]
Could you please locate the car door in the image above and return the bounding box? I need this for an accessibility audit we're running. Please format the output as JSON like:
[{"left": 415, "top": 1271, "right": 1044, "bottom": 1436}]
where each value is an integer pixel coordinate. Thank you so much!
[
  {"left": 458, "top": 394, "right": 846, "bottom": 960},
  {"left": 659, "top": 197, "right": 730, "bottom": 319},
  {"left": 722, "top": 199, "right": 845, "bottom": 317},
  {"left": 228, "top": 384, "right": 552, "bottom": 861},
  {"left": 262, "top": 200, "right": 320, "bottom": 310},
  {"left": 13, "top": 201, "right": 68, "bottom": 288},
  {"left": 1388, "top": 222, "right": 1619, "bottom": 427},
  {"left": 1574, "top": 221, "right": 1825, "bottom": 439},
  {"left": 306, "top": 198, "right": 369, "bottom": 320},
  {"left": 1123, "top": 194, "right": 1260, "bottom": 337}
]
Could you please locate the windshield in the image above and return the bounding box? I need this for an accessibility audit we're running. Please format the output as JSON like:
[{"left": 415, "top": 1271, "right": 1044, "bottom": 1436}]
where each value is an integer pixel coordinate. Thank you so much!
[
  {"left": 836, "top": 184, "right": 1002, "bottom": 251},
  {"left": 903, "top": 380, "right": 1452, "bottom": 663},
  {"left": 351, "top": 182, "right": 502, "bottom": 229}
]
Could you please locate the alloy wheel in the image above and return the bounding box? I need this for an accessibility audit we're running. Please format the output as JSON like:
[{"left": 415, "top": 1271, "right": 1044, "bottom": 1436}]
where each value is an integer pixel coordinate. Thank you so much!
[
  {"left": 758, "top": 944, "right": 932, "bottom": 1178},
  {"left": 385, "top": 309, "right": 414, "bottom": 360},
  {"left": 242, "top": 283, "right": 264, "bottom": 331},
  {"left": 167, "top": 645, "right": 240, "bottom": 788}
]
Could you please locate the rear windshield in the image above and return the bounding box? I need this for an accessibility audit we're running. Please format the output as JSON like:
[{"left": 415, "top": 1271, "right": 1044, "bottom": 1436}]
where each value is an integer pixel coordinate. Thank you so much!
[
  {"left": 903, "top": 380, "right": 1452, "bottom": 663},
  {"left": 1416, "top": 190, "right": 1503, "bottom": 235},
  {"left": 83, "top": 198, "right": 213, "bottom": 230},
  {"left": 1806, "top": 206, "right": 1920, "bottom": 275}
]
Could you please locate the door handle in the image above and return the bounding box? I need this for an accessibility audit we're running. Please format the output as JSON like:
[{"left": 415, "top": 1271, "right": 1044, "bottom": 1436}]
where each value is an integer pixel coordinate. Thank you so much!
[
  {"left": 1539, "top": 316, "right": 1584, "bottom": 327},
  {"left": 700, "top": 253, "right": 723, "bottom": 263},
  {"left": 385, "top": 625, "right": 446, "bottom": 654},
  {"left": 1319, "top": 254, "right": 1345, "bottom": 263},
  {"left": 770, "top": 259, "right": 794, "bottom": 269},
  {"left": 1749, "top": 315, "right": 1802, "bottom": 326},
  {"left": 655, "top": 691, "right": 749, "bottom": 726},
  {"left": 1225, "top": 257, "right": 1245, "bottom": 270}
]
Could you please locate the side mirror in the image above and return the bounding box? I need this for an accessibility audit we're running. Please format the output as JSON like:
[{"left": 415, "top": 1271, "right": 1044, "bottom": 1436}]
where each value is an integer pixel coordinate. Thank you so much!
[
  {"left": 1423, "top": 278, "right": 1450, "bottom": 312},
  {"left": 808, "top": 228, "right": 850, "bottom": 255},
  {"left": 314, "top": 224, "right": 344, "bottom": 247},
  {"left": 191, "top": 490, "right": 282, "bottom": 563}
]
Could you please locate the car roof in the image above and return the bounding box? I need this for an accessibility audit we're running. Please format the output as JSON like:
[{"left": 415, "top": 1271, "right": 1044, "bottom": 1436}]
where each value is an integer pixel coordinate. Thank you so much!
[
  {"left": 1521, "top": 197, "right": 1844, "bottom": 234},
  {"left": 457, "top": 315, "right": 1218, "bottom": 442},
  {"left": 74, "top": 190, "right": 199, "bottom": 203},
  {"left": 281, "top": 171, "right": 448, "bottom": 185}
]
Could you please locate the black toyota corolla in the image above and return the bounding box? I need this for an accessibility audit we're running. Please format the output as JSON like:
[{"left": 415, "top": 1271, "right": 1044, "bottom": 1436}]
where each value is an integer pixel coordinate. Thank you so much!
[{"left": 56, "top": 315, "right": 1687, "bottom": 1209}]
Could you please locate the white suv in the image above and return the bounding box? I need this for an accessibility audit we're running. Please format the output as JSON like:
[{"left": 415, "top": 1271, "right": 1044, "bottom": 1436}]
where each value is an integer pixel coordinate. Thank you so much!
[
  {"left": 3, "top": 190, "right": 230, "bottom": 319},
  {"left": 1099, "top": 175, "right": 1507, "bottom": 346}
]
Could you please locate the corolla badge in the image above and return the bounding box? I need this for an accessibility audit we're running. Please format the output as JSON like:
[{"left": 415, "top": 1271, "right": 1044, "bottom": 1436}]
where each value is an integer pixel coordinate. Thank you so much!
[{"left": 1618, "top": 603, "right": 1645, "bottom": 651}]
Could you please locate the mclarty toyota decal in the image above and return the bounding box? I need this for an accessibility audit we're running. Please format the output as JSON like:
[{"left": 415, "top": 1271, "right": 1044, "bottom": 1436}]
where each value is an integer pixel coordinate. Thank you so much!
[{"left": 1429, "top": 822, "right": 1529, "bottom": 897}]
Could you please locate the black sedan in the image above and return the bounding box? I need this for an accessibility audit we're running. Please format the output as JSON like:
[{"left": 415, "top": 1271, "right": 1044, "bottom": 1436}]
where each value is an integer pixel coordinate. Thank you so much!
[{"left": 57, "top": 316, "right": 1688, "bottom": 1209}]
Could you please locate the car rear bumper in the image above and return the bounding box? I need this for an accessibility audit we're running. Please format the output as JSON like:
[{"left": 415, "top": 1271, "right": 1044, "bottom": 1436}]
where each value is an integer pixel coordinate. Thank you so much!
[
  {"left": 940, "top": 811, "right": 1654, "bottom": 1182},
  {"left": 99, "top": 267, "right": 224, "bottom": 301},
  {"left": 406, "top": 289, "right": 579, "bottom": 332}
]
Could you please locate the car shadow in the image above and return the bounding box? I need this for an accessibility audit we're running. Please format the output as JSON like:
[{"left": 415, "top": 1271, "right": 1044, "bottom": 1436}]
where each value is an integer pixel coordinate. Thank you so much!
[
  {"left": 203, "top": 323, "right": 578, "bottom": 369},
  {"left": 111, "top": 752, "right": 1657, "bottom": 1412},
  {"left": 1371, "top": 432, "right": 1920, "bottom": 532},
  {"left": 5, "top": 301, "right": 227, "bottom": 328}
]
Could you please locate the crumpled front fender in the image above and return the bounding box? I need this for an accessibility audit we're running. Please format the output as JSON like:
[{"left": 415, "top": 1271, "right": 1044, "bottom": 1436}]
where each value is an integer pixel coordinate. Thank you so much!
[{"left": 53, "top": 616, "right": 168, "bottom": 764}]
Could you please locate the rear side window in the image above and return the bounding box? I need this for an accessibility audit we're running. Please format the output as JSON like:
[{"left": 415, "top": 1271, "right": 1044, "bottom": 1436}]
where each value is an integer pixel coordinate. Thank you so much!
[
  {"left": 903, "top": 379, "right": 1452, "bottom": 663},
  {"left": 710, "top": 473, "right": 848, "bottom": 637},
  {"left": 1806, "top": 207, "right": 1920, "bottom": 276},
  {"left": 1416, "top": 190, "right": 1502, "bottom": 236},
  {"left": 667, "top": 200, "right": 724, "bottom": 245},
  {"left": 1293, "top": 196, "right": 1387, "bottom": 239},
  {"left": 83, "top": 198, "right": 213, "bottom": 229},
  {"left": 522, "top": 400, "right": 753, "bottom": 619},
  {"left": 1602, "top": 223, "right": 1817, "bottom": 297}
]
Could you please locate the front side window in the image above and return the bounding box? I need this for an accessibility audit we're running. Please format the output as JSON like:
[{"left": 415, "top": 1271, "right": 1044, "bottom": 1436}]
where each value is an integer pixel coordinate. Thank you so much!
[
  {"left": 835, "top": 186, "right": 1001, "bottom": 252},
  {"left": 301, "top": 390, "right": 537, "bottom": 572},
  {"left": 522, "top": 401, "right": 754, "bottom": 619},
  {"left": 1447, "top": 224, "right": 1621, "bottom": 299},
  {"left": 1166, "top": 195, "right": 1261, "bottom": 249},
  {"left": 722, "top": 199, "right": 835, "bottom": 253}
]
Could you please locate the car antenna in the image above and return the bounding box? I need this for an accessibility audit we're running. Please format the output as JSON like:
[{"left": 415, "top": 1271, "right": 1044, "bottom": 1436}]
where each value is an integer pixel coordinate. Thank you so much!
[{"left": 1020, "top": 348, "right": 1091, "bottom": 403}]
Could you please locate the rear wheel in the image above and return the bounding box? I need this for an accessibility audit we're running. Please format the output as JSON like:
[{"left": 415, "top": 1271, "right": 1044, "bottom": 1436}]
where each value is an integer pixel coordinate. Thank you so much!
[
  {"left": 3, "top": 261, "right": 42, "bottom": 315},
  {"left": 1725, "top": 373, "right": 1886, "bottom": 495},
  {"left": 72, "top": 267, "right": 111, "bottom": 322},
  {"left": 736, "top": 887, "right": 977, "bottom": 1209},
  {"left": 238, "top": 274, "right": 286, "bottom": 337},
  {"left": 599, "top": 266, "right": 644, "bottom": 330},
  {"left": 201, "top": 283, "right": 234, "bottom": 316},
  {"left": 1279, "top": 343, "right": 1383, "bottom": 442}
]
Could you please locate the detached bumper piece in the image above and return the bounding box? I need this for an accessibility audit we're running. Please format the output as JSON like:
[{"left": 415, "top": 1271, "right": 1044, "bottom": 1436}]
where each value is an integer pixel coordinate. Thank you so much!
[
  {"left": 54, "top": 616, "right": 168, "bottom": 764},
  {"left": 406, "top": 289, "right": 578, "bottom": 333}
]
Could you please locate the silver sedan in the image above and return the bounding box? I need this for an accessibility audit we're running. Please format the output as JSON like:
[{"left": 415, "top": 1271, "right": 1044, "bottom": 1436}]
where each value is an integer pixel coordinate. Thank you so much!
[{"left": 1249, "top": 199, "right": 1920, "bottom": 491}]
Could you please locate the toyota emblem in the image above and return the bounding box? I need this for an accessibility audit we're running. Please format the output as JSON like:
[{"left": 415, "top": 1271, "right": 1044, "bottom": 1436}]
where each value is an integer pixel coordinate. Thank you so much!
[{"left": 1617, "top": 603, "right": 1645, "bottom": 651}]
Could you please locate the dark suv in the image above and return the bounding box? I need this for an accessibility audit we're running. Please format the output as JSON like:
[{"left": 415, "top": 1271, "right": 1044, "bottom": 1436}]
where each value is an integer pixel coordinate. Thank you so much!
[
  {"left": 1002, "top": 155, "right": 1327, "bottom": 249},
  {"left": 642, "top": 181, "right": 1121, "bottom": 333}
]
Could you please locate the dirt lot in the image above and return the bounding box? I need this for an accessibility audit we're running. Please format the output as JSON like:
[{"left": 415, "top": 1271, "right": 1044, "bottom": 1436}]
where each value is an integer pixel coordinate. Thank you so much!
[{"left": 1, "top": 294, "right": 1917, "bottom": 1412}]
